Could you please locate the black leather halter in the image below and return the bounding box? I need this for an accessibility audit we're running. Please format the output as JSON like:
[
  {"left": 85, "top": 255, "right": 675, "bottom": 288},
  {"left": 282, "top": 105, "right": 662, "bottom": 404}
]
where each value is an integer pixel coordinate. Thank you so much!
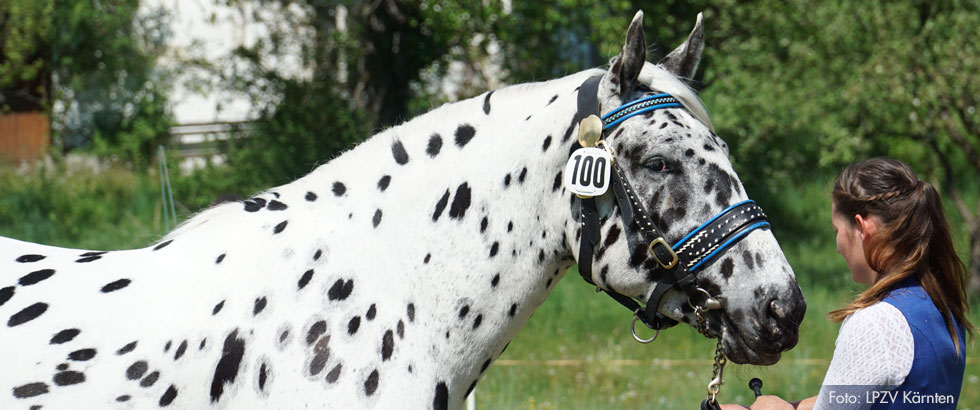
[{"left": 573, "top": 76, "right": 771, "bottom": 332}]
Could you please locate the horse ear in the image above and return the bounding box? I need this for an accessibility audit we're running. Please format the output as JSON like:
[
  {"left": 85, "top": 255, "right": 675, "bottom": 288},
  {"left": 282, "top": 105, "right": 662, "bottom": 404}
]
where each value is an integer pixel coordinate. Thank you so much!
[
  {"left": 658, "top": 12, "right": 704, "bottom": 81},
  {"left": 609, "top": 10, "right": 646, "bottom": 96}
]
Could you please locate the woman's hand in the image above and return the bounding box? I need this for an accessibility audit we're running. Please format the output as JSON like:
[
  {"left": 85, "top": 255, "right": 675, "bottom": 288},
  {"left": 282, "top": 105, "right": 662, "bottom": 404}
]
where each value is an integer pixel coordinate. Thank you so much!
[{"left": 748, "top": 395, "right": 795, "bottom": 409}]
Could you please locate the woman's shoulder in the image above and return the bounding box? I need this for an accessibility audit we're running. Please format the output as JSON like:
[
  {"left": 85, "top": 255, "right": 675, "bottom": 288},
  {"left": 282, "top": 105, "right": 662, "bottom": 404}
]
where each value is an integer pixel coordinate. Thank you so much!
[{"left": 840, "top": 301, "right": 910, "bottom": 339}]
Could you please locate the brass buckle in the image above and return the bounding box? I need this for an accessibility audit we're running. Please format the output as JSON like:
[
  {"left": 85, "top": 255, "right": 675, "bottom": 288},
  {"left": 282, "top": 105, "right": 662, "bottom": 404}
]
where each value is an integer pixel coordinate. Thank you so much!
[{"left": 648, "top": 238, "right": 678, "bottom": 269}]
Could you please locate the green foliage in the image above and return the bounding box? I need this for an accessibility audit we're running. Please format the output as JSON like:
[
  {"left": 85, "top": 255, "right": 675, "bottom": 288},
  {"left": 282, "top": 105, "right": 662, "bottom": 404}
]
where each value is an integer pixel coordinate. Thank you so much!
[
  {"left": 0, "top": 160, "right": 165, "bottom": 249},
  {"left": 0, "top": 0, "right": 53, "bottom": 111},
  {"left": 0, "top": 0, "right": 174, "bottom": 167},
  {"left": 497, "top": 0, "right": 704, "bottom": 83}
]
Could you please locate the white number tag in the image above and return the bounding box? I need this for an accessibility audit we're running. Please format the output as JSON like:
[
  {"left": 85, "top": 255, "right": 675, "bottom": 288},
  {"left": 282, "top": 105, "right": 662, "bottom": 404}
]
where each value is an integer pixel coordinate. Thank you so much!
[{"left": 564, "top": 148, "right": 612, "bottom": 197}]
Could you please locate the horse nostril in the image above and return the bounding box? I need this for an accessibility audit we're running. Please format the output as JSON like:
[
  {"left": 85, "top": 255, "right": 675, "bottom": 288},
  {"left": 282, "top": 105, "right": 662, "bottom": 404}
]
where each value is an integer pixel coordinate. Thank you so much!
[{"left": 769, "top": 299, "right": 787, "bottom": 321}]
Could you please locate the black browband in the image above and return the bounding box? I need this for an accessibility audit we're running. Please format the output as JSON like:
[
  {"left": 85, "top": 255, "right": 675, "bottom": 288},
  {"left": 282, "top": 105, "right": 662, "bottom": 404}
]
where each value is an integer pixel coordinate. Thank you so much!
[{"left": 573, "top": 75, "right": 771, "bottom": 331}]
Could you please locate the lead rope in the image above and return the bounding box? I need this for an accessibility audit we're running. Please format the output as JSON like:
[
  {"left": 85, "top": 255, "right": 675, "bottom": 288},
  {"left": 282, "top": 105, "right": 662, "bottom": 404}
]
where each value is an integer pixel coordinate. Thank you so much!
[{"left": 697, "top": 305, "right": 726, "bottom": 410}]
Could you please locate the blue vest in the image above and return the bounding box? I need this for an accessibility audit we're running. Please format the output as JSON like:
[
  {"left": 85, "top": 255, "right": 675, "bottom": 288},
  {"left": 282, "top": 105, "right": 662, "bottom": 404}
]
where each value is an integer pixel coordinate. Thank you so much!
[{"left": 871, "top": 278, "right": 966, "bottom": 409}]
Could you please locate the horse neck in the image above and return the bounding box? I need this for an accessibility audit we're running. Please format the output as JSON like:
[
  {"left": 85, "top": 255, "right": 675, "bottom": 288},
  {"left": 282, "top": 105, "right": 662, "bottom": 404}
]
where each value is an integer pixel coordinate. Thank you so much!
[{"left": 278, "top": 70, "right": 596, "bottom": 377}]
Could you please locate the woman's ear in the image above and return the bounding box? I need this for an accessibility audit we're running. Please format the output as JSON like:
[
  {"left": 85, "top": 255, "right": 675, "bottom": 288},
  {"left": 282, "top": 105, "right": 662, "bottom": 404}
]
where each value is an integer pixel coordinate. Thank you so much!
[{"left": 854, "top": 214, "right": 878, "bottom": 240}]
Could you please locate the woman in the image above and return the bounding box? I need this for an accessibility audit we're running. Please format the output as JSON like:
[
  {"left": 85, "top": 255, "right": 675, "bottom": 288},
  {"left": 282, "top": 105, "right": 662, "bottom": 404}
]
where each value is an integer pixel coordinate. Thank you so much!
[{"left": 724, "top": 158, "right": 973, "bottom": 410}]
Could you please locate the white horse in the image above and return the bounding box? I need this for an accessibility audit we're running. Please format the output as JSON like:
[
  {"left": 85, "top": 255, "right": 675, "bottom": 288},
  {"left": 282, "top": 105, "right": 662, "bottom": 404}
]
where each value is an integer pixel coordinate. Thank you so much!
[{"left": 0, "top": 11, "right": 804, "bottom": 410}]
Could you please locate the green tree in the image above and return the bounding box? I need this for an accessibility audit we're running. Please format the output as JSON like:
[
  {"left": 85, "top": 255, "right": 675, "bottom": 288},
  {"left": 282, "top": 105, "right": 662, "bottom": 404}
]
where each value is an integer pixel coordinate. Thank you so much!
[
  {"left": 0, "top": 0, "right": 173, "bottom": 167},
  {"left": 697, "top": 0, "right": 980, "bottom": 287}
]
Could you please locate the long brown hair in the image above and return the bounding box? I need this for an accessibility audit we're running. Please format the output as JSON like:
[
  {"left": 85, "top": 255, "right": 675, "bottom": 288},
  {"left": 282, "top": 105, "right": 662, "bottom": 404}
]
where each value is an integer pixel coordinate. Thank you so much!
[{"left": 827, "top": 158, "right": 974, "bottom": 355}]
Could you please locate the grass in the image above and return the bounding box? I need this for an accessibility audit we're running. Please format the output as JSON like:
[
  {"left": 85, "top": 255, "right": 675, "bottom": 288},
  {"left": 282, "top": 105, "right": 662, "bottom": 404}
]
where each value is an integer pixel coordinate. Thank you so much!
[{"left": 1, "top": 159, "right": 977, "bottom": 408}]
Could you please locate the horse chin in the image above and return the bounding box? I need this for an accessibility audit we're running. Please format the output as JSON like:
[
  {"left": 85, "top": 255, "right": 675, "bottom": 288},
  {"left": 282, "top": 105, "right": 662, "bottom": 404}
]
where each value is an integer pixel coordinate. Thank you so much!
[{"left": 716, "top": 313, "right": 782, "bottom": 365}]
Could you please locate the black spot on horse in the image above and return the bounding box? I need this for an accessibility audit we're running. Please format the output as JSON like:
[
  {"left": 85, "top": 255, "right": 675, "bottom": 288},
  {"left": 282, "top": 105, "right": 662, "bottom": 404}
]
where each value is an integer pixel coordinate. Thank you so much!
[
  {"left": 310, "top": 337, "right": 330, "bottom": 376},
  {"left": 483, "top": 91, "right": 494, "bottom": 114},
  {"left": 298, "top": 269, "right": 315, "bottom": 290},
  {"left": 480, "top": 216, "right": 488, "bottom": 233},
  {"left": 140, "top": 371, "right": 160, "bottom": 387},
  {"left": 127, "top": 361, "right": 148, "bottom": 380},
  {"left": 57, "top": 363, "right": 68, "bottom": 370},
  {"left": 720, "top": 257, "right": 735, "bottom": 280},
  {"left": 552, "top": 171, "right": 563, "bottom": 191},
  {"left": 332, "top": 182, "right": 347, "bottom": 196},
  {"left": 212, "top": 300, "right": 225, "bottom": 315},
  {"left": 507, "top": 221, "right": 513, "bottom": 232},
  {"left": 448, "top": 183, "right": 472, "bottom": 220},
  {"left": 364, "top": 369, "right": 379, "bottom": 396},
  {"left": 243, "top": 199, "right": 264, "bottom": 212},
  {"left": 328, "top": 279, "right": 354, "bottom": 301},
  {"left": 8, "top": 302, "right": 47, "bottom": 327},
  {"left": 434, "top": 382, "right": 449, "bottom": 410},
  {"left": 489, "top": 242, "right": 499, "bottom": 258},
  {"left": 503, "top": 173, "right": 511, "bottom": 187},
  {"left": 458, "top": 305, "right": 470, "bottom": 319},
  {"left": 76, "top": 255, "right": 102, "bottom": 263},
  {"left": 518, "top": 167, "right": 528, "bottom": 183},
  {"left": 216, "top": 254, "right": 226, "bottom": 264},
  {"left": 397, "top": 320, "right": 404, "bottom": 338},
  {"left": 53, "top": 371, "right": 85, "bottom": 386},
  {"left": 560, "top": 115, "right": 578, "bottom": 142},
  {"left": 268, "top": 200, "right": 288, "bottom": 211},
  {"left": 68, "top": 348, "right": 96, "bottom": 361},
  {"left": 491, "top": 274, "right": 500, "bottom": 287},
  {"left": 547, "top": 94, "right": 558, "bottom": 105},
  {"left": 367, "top": 304, "right": 377, "bottom": 320},
  {"left": 253, "top": 297, "right": 267, "bottom": 315},
  {"left": 454, "top": 124, "right": 476, "bottom": 148},
  {"left": 117, "top": 341, "right": 137, "bottom": 355},
  {"left": 273, "top": 221, "right": 288, "bottom": 234},
  {"left": 0, "top": 286, "right": 13, "bottom": 307},
  {"left": 742, "top": 251, "right": 755, "bottom": 270},
  {"left": 407, "top": 303, "right": 416, "bottom": 322},
  {"left": 472, "top": 314, "right": 483, "bottom": 330},
  {"left": 306, "top": 191, "right": 317, "bottom": 201},
  {"left": 306, "top": 321, "right": 327, "bottom": 345},
  {"left": 19, "top": 269, "right": 55, "bottom": 286},
  {"left": 424, "top": 254, "right": 431, "bottom": 264},
  {"left": 259, "top": 363, "right": 268, "bottom": 391},
  {"left": 100, "top": 279, "right": 131, "bottom": 293},
  {"left": 368, "top": 178, "right": 387, "bottom": 196},
  {"left": 326, "top": 364, "right": 342, "bottom": 383},
  {"left": 373, "top": 209, "right": 383, "bottom": 228},
  {"left": 164, "top": 341, "right": 172, "bottom": 352},
  {"left": 703, "top": 144, "right": 714, "bottom": 151},
  {"left": 174, "top": 340, "right": 188, "bottom": 360},
  {"left": 50, "top": 328, "right": 80, "bottom": 345},
  {"left": 117, "top": 395, "right": 131, "bottom": 402},
  {"left": 542, "top": 136, "right": 552, "bottom": 152},
  {"left": 153, "top": 240, "right": 173, "bottom": 251},
  {"left": 16, "top": 254, "right": 46, "bottom": 263},
  {"left": 348, "top": 316, "right": 361, "bottom": 335},
  {"left": 432, "top": 189, "right": 450, "bottom": 221},
  {"left": 391, "top": 140, "right": 410, "bottom": 165},
  {"left": 381, "top": 330, "right": 394, "bottom": 361},
  {"left": 210, "top": 329, "right": 246, "bottom": 402},
  {"left": 508, "top": 304, "right": 517, "bottom": 317},
  {"left": 685, "top": 148, "right": 695, "bottom": 157},
  {"left": 159, "top": 384, "right": 178, "bottom": 406},
  {"left": 12, "top": 382, "right": 48, "bottom": 398}
]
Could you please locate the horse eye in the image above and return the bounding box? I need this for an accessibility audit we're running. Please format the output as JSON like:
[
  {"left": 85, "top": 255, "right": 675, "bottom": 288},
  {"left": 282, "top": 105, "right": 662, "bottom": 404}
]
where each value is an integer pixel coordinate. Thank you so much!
[{"left": 646, "top": 157, "right": 670, "bottom": 172}]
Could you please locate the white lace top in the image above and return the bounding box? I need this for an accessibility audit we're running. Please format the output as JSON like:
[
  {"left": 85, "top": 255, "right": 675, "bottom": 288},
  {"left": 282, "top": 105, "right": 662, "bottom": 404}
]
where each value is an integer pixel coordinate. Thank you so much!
[{"left": 812, "top": 301, "right": 915, "bottom": 410}]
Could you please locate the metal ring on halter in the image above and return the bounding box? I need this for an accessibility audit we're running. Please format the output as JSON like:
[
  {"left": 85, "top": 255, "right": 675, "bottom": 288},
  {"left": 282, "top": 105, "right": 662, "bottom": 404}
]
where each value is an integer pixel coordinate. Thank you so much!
[
  {"left": 631, "top": 311, "right": 660, "bottom": 344},
  {"left": 688, "top": 287, "right": 723, "bottom": 311}
]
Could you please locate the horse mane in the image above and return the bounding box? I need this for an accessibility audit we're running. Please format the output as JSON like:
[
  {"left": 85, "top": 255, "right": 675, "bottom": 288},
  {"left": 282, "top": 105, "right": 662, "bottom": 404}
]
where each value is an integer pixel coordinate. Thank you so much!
[{"left": 636, "top": 62, "right": 714, "bottom": 131}]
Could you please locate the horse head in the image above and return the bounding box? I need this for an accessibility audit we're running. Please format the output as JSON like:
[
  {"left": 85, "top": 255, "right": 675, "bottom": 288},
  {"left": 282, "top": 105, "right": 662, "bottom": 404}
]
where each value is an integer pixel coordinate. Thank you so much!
[{"left": 567, "top": 11, "right": 805, "bottom": 365}]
